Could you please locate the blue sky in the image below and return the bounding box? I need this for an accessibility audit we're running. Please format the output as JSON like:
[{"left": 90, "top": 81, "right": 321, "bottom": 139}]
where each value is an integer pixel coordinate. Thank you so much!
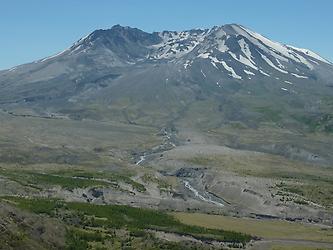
[{"left": 1, "top": 0, "right": 332, "bottom": 70}]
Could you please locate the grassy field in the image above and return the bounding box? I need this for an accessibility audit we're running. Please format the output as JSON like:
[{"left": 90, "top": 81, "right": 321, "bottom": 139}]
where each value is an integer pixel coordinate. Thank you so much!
[
  {"left": 173, "top": 212, "right": 333, "bottom": 243},
  {"left": 1, "top": 197, "right": 252, "bottom": 249},
  {"left": 0, "top": 166, "right": 146, "bottom": 192},
  {"left": 0, "top": 168, "right": 110, "bottom": 190},
  {"left": 269, "top": 245, "right": 332, "bottom": 250},
  {"left": 48, "top": 168, "right": 146, "bottom": 192}
]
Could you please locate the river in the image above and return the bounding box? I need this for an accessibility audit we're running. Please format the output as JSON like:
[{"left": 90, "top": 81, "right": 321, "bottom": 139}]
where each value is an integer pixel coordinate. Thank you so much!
[{"left": 183, "top": 180, "right": 225, "bottom": 207}]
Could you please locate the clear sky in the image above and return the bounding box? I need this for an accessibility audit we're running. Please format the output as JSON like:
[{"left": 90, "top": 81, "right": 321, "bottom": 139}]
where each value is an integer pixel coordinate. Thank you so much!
[{"left": 1, "top": 0, "right": 332, "bottom": 70}]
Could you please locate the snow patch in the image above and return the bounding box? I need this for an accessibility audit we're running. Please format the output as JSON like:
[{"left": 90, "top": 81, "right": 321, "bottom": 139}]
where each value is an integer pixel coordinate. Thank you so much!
[
  {"left": 238, "top": 39, "right": 257, "bottom": 67},
  {"left": 229, "top": 52, "right": 258, "bottom": 70},
  {"left": 8, "top": 66, "right": 17, "bottom": 72},
  {"left": 198, "top": 52, "right": 210, "bottom": 59},
  {"left": 288, "top": 45, "right": 332, "bottom": 65},
  {"left": 198, "top": 53, "right": 220, "bottom": 69},
  {"left": 291, "top": 73, "right": 308, "bottom": 79},
  {"left": 276, "top": 59, "right": 285, "bottom": 69},
  {"left": 221, "top": 61, "right": 242, "bottom": 79},
  {"left": 40, "top": 49, "right": 67, "bottom": 62},
  {"left": 217, "top": 39, "right": 229, "bottom": 53},
  {"left": 261, "top": 54, "right": 288, "bottom": 73},
  {"left": 152, "top": 30, "right": 207, "bottom": 59},
  {"left": 259, "top": 70, "right": 270, "bottom": 76},
  {"left": 244, "top": 69, "right": 255, "bottom": 75},
  {"left": 201, "top": 69, "right": 206, "bottom": 78},
  {"left": 184, "top": 60, "right": 192, "bottom": 69},
  {"left": 233, "top": 25, "right": 314, "bottom": 69}
]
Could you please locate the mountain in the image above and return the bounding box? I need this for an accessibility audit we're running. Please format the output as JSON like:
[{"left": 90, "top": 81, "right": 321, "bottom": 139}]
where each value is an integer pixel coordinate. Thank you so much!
[
  {"left": 1, "top": 24, "right": 333, "bottom": 240},
  {"left": 0, "top": 24, "right": 333, "bottom": 162}
]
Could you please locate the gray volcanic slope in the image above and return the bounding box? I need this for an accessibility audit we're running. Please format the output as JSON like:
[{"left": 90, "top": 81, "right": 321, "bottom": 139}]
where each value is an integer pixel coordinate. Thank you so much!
[{"left": 1, "top": 24, "right": 333, "bottom": 163}]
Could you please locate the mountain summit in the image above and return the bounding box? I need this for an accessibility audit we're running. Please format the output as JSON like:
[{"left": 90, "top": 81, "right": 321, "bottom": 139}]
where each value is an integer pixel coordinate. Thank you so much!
[
  {"left": 27, "top": 24, "right": 333, "bottom": 71},
  {"left": 39, "top": 24, "right": 332, "bottom": 70}
]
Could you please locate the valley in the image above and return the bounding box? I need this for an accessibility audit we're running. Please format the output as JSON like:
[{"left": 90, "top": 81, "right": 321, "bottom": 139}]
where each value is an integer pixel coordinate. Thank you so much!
[{"left": 0, "top": 110, "right": 332, "bottom": 249}]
